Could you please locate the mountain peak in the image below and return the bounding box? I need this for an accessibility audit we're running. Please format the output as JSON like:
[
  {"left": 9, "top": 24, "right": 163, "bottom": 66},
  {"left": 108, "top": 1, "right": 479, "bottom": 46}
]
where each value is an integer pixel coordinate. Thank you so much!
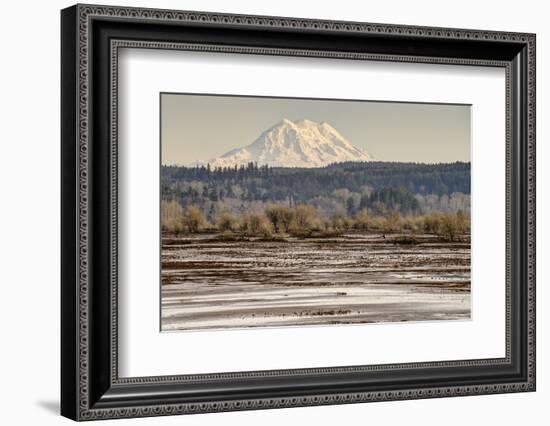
[
  {"left": 294, "top": 118, "right": 315, "bottom": 126},
  {"left": 208, "top": 119, "right": 372, "bottom": 168}
]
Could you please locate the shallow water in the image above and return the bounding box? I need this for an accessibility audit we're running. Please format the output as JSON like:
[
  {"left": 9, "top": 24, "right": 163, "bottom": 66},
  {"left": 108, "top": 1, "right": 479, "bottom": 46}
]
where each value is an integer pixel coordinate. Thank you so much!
[{"left": 161, "top": 233, "right": 470, "bottom": 331}]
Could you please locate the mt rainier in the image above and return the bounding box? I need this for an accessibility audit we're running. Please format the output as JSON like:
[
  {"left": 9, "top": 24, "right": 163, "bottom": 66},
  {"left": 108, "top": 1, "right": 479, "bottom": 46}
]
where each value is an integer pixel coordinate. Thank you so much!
[{"left": 207, "top": 118, "right": 372, "bottom": 168}]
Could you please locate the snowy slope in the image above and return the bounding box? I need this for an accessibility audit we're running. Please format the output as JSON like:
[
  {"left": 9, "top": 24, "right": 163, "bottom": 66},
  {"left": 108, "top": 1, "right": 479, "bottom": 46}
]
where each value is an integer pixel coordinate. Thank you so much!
[{"left": 208, "top": 119, "right": 371, "bottom": 168}]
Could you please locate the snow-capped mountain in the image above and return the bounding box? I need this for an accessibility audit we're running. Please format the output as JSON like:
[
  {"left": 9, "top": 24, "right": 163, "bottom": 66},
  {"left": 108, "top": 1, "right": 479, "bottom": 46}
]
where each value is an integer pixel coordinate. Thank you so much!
[{"left": 207, "top": 119, "right": 372, "bottom": 168}]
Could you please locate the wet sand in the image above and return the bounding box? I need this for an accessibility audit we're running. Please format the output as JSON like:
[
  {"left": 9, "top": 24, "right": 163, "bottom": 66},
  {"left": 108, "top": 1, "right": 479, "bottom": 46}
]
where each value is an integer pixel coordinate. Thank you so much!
[{"left": 161, "top": 233, "right": 470, "bottom": 331}]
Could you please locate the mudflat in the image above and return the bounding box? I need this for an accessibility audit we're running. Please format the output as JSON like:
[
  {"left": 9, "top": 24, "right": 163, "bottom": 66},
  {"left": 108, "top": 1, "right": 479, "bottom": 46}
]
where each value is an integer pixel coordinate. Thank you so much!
[{"left": 161, "top": 233, "right": 470, "bottom": 331}]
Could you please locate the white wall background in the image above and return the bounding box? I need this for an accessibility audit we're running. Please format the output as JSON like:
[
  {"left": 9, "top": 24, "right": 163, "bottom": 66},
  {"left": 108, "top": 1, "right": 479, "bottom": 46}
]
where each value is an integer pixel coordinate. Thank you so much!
[{"left": 0, "top": 0, "right": 546, "bottom": 424}]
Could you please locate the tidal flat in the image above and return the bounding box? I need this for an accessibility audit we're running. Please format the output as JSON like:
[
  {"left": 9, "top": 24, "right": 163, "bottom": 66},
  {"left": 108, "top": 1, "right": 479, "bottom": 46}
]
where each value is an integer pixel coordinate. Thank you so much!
[{"left": 161, "top": 233, "right": 470, "bottom": 331}]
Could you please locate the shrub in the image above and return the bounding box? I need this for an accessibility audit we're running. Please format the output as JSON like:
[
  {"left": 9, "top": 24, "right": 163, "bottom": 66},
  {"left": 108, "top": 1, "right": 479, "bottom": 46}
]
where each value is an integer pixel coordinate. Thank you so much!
[
  {"left": 331, "top": 215, "right": 351, "bottom": 231},
  {"left": 265, "top": 204, "right": 295, "bottom": 232},
  {"left": 242, "top": 213, "right": 273, "bottom": 238},
  {"left": 423, "top": 213, "right": 444, "bottom": 235},
  {"left": 422, "top": 212, "right": 469, "bottom": 241},
  {"left": 402, "top": 215, "right": 421, "bottom": 233},
  {"left": 217, "top": 211, "right": 237, "bottom": 232},
  {"left": 292, "top": 204, "right": 318, "bottom": 231},
  {"left": 161, "top": 200, "right": 185, "bottom": 234},
  {"left": 185, "top": 205, "right": 205, "bottom": 232},
  {"left": 455, "top": 210, "right": 470, "bottom": 234},
  {"left": 439, "top": 214, "right": 459, "bottom": 241},
  {"left": 321, "top": 219, "right": 332, "bottom": 232},
  {"left": 353, "top": 210, "right": 371, "bottom": 231},
  {"left": 382, "top": 211, "right": 402, "bottom": 233}
]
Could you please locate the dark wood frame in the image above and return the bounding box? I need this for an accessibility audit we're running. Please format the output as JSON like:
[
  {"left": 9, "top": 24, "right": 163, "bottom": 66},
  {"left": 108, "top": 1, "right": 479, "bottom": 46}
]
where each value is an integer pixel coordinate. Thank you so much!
[{"left": 61, "top": 4, "right": 536, "bottom": 421}]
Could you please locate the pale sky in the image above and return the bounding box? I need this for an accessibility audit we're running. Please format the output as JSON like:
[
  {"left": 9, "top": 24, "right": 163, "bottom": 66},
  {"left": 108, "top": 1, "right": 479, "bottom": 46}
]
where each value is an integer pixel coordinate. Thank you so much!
[{"left": 161, "top": 93, "right": 470, "bottom": 165}]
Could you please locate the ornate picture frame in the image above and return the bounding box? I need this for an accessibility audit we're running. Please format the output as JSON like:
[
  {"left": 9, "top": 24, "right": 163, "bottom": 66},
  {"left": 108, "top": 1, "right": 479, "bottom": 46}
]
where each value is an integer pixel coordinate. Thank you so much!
[{"left": 61, "top": 4, "right": 535, "bottom": 420}]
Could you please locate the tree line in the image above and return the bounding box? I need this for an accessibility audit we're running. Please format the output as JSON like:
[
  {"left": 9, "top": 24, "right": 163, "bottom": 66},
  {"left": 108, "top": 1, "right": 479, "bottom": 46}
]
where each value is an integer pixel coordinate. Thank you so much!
[
  {"left": 161, "top": 161, "right": 471, "bottom": 206},
  {"left": 161, "top": 200, "right": 470, "bottom": 242}
]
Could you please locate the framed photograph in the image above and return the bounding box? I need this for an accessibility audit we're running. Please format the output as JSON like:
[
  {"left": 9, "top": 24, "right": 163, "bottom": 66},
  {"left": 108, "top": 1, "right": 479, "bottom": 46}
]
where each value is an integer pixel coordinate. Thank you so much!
[{"left": 61, "top": 4, "right": 536, "bottom": 421}]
